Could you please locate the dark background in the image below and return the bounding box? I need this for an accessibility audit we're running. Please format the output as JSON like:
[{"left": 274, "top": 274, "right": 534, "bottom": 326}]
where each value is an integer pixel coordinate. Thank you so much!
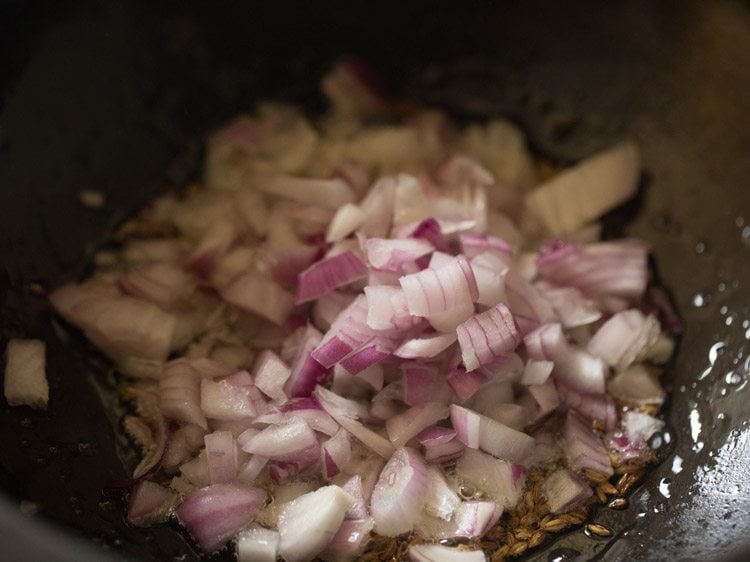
[{"left": 1, "top": 1, "right": 749, "bottom": 561}]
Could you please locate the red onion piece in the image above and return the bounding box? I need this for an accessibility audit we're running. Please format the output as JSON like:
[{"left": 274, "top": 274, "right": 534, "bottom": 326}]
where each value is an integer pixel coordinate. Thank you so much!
[
  {"left": 454, "top": 448, "right": 526, "bottom": 508},
  {"left": 3, "top": 339, "right": 48, "bottom": 409},
  {"left": 417, "top": 426, "right": 457, "bottom": 448},
  {"left": 557, "top": 384, "right": 616, "bottom": 429},
  {"left": 456, "top": 304, "right": 520, "bottom": 371},
  {"left": 326, "top": 203, "right": 366, "bottom": 243},
  {"left": 315, "top": 386, "right": 394, "bottom": 458},
  {"left": 162, "top": 424, "right": 206, "bottom": 472},
  {"left": 371, "top": 447, "right": 429, "bottom": 536},
  {"left": 237, "top": 455, "right": 268, "bottom": 485},
  {"left": 450, "top": 405, "right": 481, "bottom": 448},
  {"left": 175, "top": 483, "right": 266, "bottom": 552},
  {"left": 127, "top": 480, "right": 177, "bottom": 526},
  {"left": 221, "top": 271, "right": 295, "bottom": 326},
  {"left": 459, "top": 234, "right": 512, "bottom": 261},
  {"left": 200, "top": 378, "right": 256, "bottom": 421},
  {"left": 236, "top": 524, "right": 280, "bottom": 562},
  {"left": 258, "top": 397, "right": 340, "bottom": 436},
  {"left": 447, "top": 368, "right": 487, "bottom": 402},
  {"left": 394, "top": 332, "right": 457, "bottom": 359},
  {"left": 365, "top": 237, "right": 435, "bottom": 272},
  {"left": 520, "top": 359, "right": 553, "bottom": 385},
  {"left": 541, "top": 468, "right": 592, "bottom": 514},
  {"left": 159, "top": 372, "right": 208, "bottom": 430},
  {"left": 607, "top": 365, "right": 666, "bottom": 406},
  {"left": 525, "top": 141, "right": 640, "bottom": 236},
  {"left": 424, "top": 465, "right": 461, "bottom": 521},
  {"left": 519, "top": 378, "right": 560, "bottom": 422},
  {"left": 424, "top": 438, "right": 466, "bottom": 465},
  {"left": 503, "top": 269, "right": 556, "bottom": 329},
  {"left": 118, "top": 262, "right": 194, "bottom": 309},
  {"left": 285, "top": 325, "right": 329, "bottom": 398},
  {"left": 296, "top": 251, "right": 368, "bottom": 304},
  {"left": 470, "top": 252, "right": 509, "bottom": 307},
  {"left": 341, "top": 475, "right": 370, "bottom": 519},
  {"left": 241, "top": 417, "right": 318, "bottom": 460},
  {"left": 320, "top": 517, "right": 375, "bottom": 561},
  {"left": 322, "top": 428, "right": 352, "bottom": 479},
  {"left": 452, "top": 405, "right": 535, "bottom": 463},
  {"left": 386, "top": 403, "right": 450, "bottom": 449},
  {"left": 536, "top": 239, "right": 649, "bottom": 300},
  {"left": 563, "top": 410, "right": 614, "bottom": 476},
  {"left": 410, "top": 543, "right": 487, "bottom": 562},
  {"left": 204, "top": 430, "right": 238, "bottom": 484},
  {"left": 402, "top": 364, "right": 450, "bottom": 407},
  {"left": 400, "top": 255, "right": 478, "bottom": 317},
  {"left": 278, "top": 485, "right": 354, "bottom": 562},
  {"left": 536, "top": 283, "right": 601, "bottom": 328},
  {"left": 452, "top": 500, "right": 502, "bottom": 539},
  {"left": 252, "top": 350, "right": 291, "bottom": 402},
  {"left": 587, "top": 309, "right": 659, "bottom": 371},
  {"left": 364, "top": 285, "right": 421, "bottom": 331}
]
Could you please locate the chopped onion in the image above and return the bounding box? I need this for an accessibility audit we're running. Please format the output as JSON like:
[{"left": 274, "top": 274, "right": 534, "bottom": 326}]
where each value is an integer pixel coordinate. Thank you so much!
[
  {"left": 446, "top": 368, "right": 487, "bottom": 402},
  {"left": 252, "top": 350, "right": 291, "bottom": 402},
  {"left": 365, "top": 237, "right": 435, "bottom": 272},
  {"left": 278, "top": 485, "right": 353, "bottom": 562},
  {"left": 320, "top": 517, "right": 375, "bottom": 561},
  {"left": 525, "top": 141, "right": 640, "bottom": 236},
  {"left": 394, "top": 332, "right": 457, "bottom": 359},
  {"left": 3, "top": 339, "right": 48, "bottom": 409},
  {"left": 204, "top": 431, "right": 238, "bottom": 484},
  {"left": 241, "top": 418, "right": 318, "bottom": 461},
  {"left": 423, "top": 465, "right": 461, "bottom": 521},
  {"left": 296, "top": 251, "right": 368, "bottom": 304},
  {"left": 127, "top": 480, "right": 177, "bottom": 526},
  {"left": 452, "top": 500, "right": 502, "bottom": 539},
  {"left": 221, "top": 271, "right": 295, "bottom": 326},
  {"left": 341, "top": 475, "right": 370, "bottom": 519},
  {"left": 587, "top": 309, "right": 659, "bottom": 371},
  {"left": 200, "top": 378, "right": 256, "bottom": 421},
  {"left": 371, "top": 447, "right": 429, "bottom": 536},
  {"left": 454, "top": 449, "right": 525, "bottom": 509},
  {"left": 237, "top": 524, "right": 280, "bottom": 562},
  {"left": 175, "top": 484, "right": 266, "bottom": 552},
  {"left": 541, "top": 468, "right": 592, "bottom": 514},
  {"left": 285, "top": 325, "right": 329, "bottom": 398},
  {"left": 399, "top": 255, "right": 478, "bottom": 317},
  {"left": 409, "top": 544, "right": 486, "bottom": 562},
  {"left": 386, "top": 402, "right": 450, "bottom": 448},
  {"left": 417, "top": 426, "right": 457, "bottom": 448},
  {"left": 322, "top": 428, "right": 352, "bottom": 479},
  {"left": 563, "top": 411, "right": 613, "bottom": 476},
  {"left": 326, "top": 203, "right": 366, "bottom": 242},
  {"left": 456, "top": 303, "right": 519, "bottom": 371},
  {"left": 451, "top": 405, "right": 534, "bottom": 463},
  {"left": 607, "top": 364, "right": 665, "bottom": 406},
  {"left": 520, "top": 359, "right": 553, "bottom": 385}
]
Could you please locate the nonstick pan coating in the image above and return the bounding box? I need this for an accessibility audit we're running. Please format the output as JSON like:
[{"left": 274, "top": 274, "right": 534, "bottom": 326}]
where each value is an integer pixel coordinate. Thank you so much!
[{"left": 1, "top": 1, "right": 749, "bottom": 561}]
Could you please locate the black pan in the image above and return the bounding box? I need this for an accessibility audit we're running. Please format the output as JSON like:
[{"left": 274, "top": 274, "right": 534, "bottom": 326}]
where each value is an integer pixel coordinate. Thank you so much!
[{"left": 1, "top": 1, "right": 749, "bottom": 561}]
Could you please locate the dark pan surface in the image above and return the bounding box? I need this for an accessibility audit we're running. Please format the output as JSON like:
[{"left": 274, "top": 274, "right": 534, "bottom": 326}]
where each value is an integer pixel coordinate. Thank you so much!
[{"left": 1, "top": 1, "right": 749, "bottom": 561}]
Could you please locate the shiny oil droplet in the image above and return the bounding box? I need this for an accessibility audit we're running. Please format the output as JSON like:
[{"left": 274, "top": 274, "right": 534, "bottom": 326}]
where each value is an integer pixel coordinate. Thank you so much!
[
  {"left": 695, "top": 241, "right": 707, "bottom": 254},
  {"left": 726, "top": 371, "right": 742, "bottom": 385},
  {"left": 549, "top": 548, "right": 582, "bottom": 562},
  {"left": 671, "top": 455, "right": 684, "bottom": 474},
  {"left": 692, "top": 292, "right": 710, "bottom": 308},
  {"left": 658, "top": 477, "right": 672, "bottom": 498}
]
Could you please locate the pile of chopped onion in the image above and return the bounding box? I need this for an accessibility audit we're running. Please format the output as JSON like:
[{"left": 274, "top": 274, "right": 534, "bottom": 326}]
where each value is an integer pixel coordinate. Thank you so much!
[{"left": 47, "top": 60, "right": 676, "bottom": 561}]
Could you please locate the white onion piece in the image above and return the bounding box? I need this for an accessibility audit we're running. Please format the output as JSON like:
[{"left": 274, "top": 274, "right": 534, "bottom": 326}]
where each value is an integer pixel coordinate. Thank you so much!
[
  {"left": 159, "top": 372, "right": 207, "bottom": 430},
  {"left": 322, "top": 428, "right": 353, "bottom": 479},
  {"left": 525, "top": 141, "right": 640, "bottom": 235},
  {"left": 175, "top": 483, "right": 266, "bottom": 552},
  {"left": 237, "top": 524, "right": 280, "bottom": 562},
  {"left": 358, "top": 176, "right": 395, "bottom": 238},
  {"left": 326, "top": 203, "right": 366, "bottom": 242},
  {"left": 258, "top": 397, "right": 340, "bottom": 436},
  {"left": 278, "top": 485, "right": 354, "bottom": 562},
  {"left": 3, "top": 339, "right": 48, "bottom": 409},
  {"left": 237, "top": 455, "right": 268, "bottom": 485},
  {"left": 557, "top": 384, "right": 616, "bottom": 429},
  {"left": 127, "top": 480, "right": 177, "bottom": 526},
  {"left": 424, "top": 465, "right": 461, "bottom": 521},
  {"left": 364, "top": 285, "right": 420, "bottom": 331},
  {"left": 455, "top": 449, "right": 525, "bottom": 509},
  {"left": 541, "top": 468, "right": 592, "bottom": 514},
  {"left": 221, "top": 271, "right": 294, "bottom": 326},
  {"left": 252, "top": 350, "right": 291, "bottom": 402},
  {"left": 427, "top": 302, "right": 475, "bottom": 333},
  {"left": 371, "top": 447, "right": 429, "bottom": 536},
  {"left": 409, "top": 543, "right": 486, "bottom": 562},
  {"left": 188, "top": 220, "right": 239, "bottom": 277},
  {"left": 519, "top": 379, "right": 560, "bottom": 422},
  {"left": 386, "top": 403, "right": 450, "bottom": 449},
  {"left": 180, "top": 451, "right": 211, "bottom": 488},
  {"left": 456, "top": 304, "right": 520, "bottom": 371}
]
